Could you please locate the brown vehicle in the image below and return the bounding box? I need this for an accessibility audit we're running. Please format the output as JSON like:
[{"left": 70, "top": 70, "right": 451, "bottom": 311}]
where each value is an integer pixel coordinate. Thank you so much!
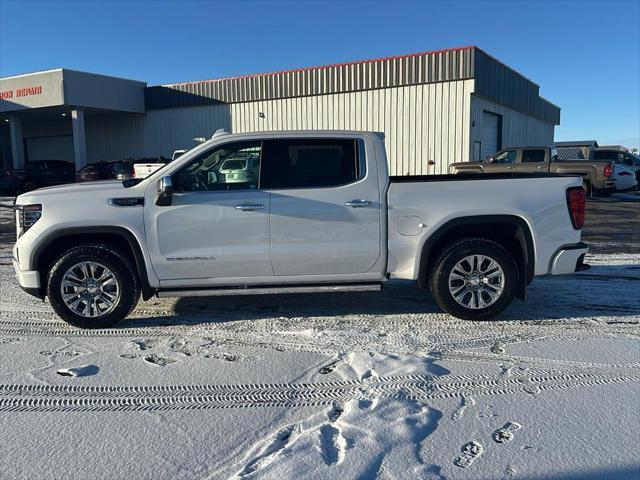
[{"left": 449, "top": 146, "right": 615, "bottom": 196}]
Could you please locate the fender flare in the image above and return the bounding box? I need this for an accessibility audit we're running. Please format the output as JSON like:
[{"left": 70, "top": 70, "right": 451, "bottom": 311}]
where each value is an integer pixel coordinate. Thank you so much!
[
  {"left": 416, "top": 215, "right": 535, "bottom": 299},
  {"left": 31, "top": 226, "right": 154, "bottom": 300}
]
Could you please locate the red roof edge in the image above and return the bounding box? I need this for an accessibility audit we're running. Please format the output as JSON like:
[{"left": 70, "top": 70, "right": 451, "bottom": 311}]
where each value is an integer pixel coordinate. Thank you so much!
[{"left": 161, "top": 45, "right": 477, "bottom": 87}]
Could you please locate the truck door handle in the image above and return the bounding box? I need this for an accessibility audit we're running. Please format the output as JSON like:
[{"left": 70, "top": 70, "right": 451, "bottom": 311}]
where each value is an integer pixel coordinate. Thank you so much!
[
  {"left": 537, "top": 165, "right": 544, "bottom": 169},
  {"left": 506, "top": 165, "right": 514, "bottom": 169},
  {"left": 345, "top": 199, "right": 373, "bottom": 208},
  {"left": 235, "top": 204, "right": 264, "bottom": 211}
]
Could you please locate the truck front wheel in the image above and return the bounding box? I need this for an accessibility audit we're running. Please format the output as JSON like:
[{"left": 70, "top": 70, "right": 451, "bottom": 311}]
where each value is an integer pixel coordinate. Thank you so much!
[
  {"left": 47, "top": 245, "right": 140, "bottom": 328},
  {"left": 429, "top": 238, "right": 517, "bottom": 321}
]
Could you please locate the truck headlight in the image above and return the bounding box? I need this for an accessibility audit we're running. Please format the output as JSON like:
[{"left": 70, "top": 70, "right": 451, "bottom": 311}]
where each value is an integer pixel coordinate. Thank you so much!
[{"left": 16, "top": 204, "right": 42, "bottom": 238}]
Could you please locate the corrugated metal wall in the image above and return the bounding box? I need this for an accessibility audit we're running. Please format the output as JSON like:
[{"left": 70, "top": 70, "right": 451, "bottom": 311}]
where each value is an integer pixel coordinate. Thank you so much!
[
  {"left": 145, "top": 47, "right": 475, "bottom": 108},
  {"left": 470, "top": 95, "right": 555, "bottom": 156},
  {"left": 86, "top": 79, "right": 474, "bottom": 174},
  {"left": 85, "top": 105, "right": 231, "bottom": 161},
  {"left": 230, "top": 79, "right": 474, "bottom": 175}
]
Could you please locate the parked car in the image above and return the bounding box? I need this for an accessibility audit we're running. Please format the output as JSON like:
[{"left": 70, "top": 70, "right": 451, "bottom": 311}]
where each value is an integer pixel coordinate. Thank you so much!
[
  {"left": 78, "top": 157, "right": 169, "bottom": 183},
  {"left": 449, "top": 146, "right": 616, "bottom": 196},
  {"left": 612, "top": 163, "right": 638, "bottom": 191},
  {"left": 132, "top": 157, "right": 171, "bottom": 179},
  {"left": 0, "top": 160, "right": 75, "bottom": 195},
  {"left": 591, "top": 149, "right": 640, "bottom": 183},
  {"left": 218, "top": 155, "right": 260, "bottom": 184},
  {"left": 13, "top": 130, "right": 589, "bottom": 328},
  {"left": 77, "top": 161, "right": 136, "bottom": 182}
]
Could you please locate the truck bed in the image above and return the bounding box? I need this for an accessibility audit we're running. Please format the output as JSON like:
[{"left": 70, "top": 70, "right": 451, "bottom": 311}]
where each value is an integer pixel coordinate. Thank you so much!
[{"left": 390, "top": 172, "right": 574, "bottom": 182}]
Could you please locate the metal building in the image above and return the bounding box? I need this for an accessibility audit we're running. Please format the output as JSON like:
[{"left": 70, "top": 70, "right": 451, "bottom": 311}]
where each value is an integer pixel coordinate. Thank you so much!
[{"left": 1, "top": 46, "right": 560, "bottom": 175}]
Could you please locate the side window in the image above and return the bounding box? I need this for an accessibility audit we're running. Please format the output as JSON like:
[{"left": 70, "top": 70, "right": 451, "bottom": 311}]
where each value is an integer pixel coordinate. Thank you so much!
[
  {"left": 621, "top": 153, "right": 634, "bottom": 166},
  {"left": 173, "top": 141, "right": 262, "bottom": 192},
  {"left": 261, "top": 138, "right": 361, "bottom": 189},
  {"left": 521, "top": 149, "right": 546, "bottom": 163},
  {"left": 491, "top": 150, "right": 517, "bottom": 164}
]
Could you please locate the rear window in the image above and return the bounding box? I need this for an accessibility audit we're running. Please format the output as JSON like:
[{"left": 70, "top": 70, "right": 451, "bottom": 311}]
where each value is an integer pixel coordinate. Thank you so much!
[
  {"left": 261, "top": 139, "right": 360, "bottom": 189},
  {"left": 112, "top": 162, "right": 132, "bottom": 173},
  {"left": 220, "top": 159, "right": 247, "bottom": 170},
  {"left": 592, "top": 150, "right": 614, "bottom": 160}
]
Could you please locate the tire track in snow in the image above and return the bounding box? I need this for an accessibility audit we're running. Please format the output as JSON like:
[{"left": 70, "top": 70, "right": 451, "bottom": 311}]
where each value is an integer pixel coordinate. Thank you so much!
[{"left": 1, "top": 371, "right": 638, "bottom": 413}]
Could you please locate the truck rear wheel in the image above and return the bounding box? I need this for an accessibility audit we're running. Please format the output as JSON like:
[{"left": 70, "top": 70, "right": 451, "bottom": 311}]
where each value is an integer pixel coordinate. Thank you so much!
[
  {"left": 47, "top": 245, "right": 140, "bottom": 328},
  {"left": 429, "top": 238, "right": 517, "bottom": 321}
]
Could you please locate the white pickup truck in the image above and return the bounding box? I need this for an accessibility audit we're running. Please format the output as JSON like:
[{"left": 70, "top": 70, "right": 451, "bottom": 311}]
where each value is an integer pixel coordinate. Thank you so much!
[{"left": 13, "top": 130, "right": 589, "bottom": 328}]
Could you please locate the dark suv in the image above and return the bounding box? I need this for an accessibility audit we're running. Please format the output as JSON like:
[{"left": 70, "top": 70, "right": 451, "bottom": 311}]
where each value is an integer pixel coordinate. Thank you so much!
[{"left": 1, "top": 160, "right": 76, "bottom": 194}]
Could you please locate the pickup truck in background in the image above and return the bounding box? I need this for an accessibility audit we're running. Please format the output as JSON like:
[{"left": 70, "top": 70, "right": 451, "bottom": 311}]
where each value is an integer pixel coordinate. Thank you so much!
[
  {"left": 13, "top": 130, "right": 589, "bottom": 328},
  {"left": 449, "top": 146, "right": 615, "bottom": 196}
]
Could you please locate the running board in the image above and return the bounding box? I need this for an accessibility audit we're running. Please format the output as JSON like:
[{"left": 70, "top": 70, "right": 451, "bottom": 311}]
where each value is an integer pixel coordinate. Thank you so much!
[{"left": 157, "top": 283, "right": 382, "bottom": 298}]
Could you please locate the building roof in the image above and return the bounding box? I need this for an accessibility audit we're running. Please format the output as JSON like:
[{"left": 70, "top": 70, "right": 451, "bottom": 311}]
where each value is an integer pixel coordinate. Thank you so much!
[
  {"left": 554, "top": 140, "right": 599, "bottom": 147},
  {"left": 144, "top": 46, "right": 560, "bottom": 125}
]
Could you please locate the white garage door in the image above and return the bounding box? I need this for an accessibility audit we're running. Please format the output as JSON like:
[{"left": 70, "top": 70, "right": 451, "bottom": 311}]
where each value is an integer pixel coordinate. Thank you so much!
[
  {"left": 481, "top": 111, "right": 500, "bottom": 160},
  {"left": 26, "top": 136, "right": 74, "bottom": 162}
]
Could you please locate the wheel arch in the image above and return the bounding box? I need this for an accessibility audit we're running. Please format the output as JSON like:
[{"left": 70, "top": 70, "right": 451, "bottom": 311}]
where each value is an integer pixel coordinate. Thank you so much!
[
  {"left": 417, "top": 215, "right": 535, "bottom": 300},
  {"left": 31, "top": 226, "right": 154, "bottom": 300}
]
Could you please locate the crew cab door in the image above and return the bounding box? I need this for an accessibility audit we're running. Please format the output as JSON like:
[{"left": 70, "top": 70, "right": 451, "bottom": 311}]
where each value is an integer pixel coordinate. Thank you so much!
[
  {"left": 261, "top": 137, "right": 381, "bottom": 276},
  {"left": 515, "top": 148, "right": 549, "bottom": 173},
  {"left": 144, "top": 140, "right": 273, "bottom": 281},
  {"left": 484, "top": 149, "right": 518, "bottom": 172}
]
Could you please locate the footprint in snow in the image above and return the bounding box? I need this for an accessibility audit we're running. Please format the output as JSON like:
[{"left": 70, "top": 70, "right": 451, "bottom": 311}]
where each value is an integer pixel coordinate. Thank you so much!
[
  {"left": 453, "top": 441, "right": 484, "bottom": 468},
  {"left": 56, "top": 364, "right": 99, "bottom": 377},
  {"left": 241, "top": 425, "right": 296, "bottom": 476},
  {"left": 328, "top": 403, "right": 344, "bottom": 423},
  {"left": 492, "top": 422, "right": 522, "bottom": 444},
  {"left": 144, "top": 353, "right": 176, "bottom": 367},
  {"left": 132, "top": 339, "right": 159, "bottom": 351},
  {"left": 319, "top": 424, "right": 347, "bottom": 466},
  {"left": 491, "top": 339, "right": 506, "bottom": 354},
  {"left": 358, "top": 398, "right": 379, "bottom": 411},
  {"left": 319, "top": 360, "right": 339, "bottom": 374}
]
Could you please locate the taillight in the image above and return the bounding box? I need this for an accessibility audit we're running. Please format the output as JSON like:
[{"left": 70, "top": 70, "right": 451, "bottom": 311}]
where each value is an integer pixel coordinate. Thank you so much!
[
  {"left": 604, "top": 164, "right": 612, "bottom": 177},
  {"left": 566, "top": 187, "right": 586, "bottom": 230}
]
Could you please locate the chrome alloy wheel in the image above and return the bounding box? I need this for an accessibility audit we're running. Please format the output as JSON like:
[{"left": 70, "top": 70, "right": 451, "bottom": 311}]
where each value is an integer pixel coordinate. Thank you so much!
[
  {"left": 448, "top": 255, "right": 505, "bottom": 309},
  {"left": 60, "top": 261, "right": 121, "bottom": 318}
]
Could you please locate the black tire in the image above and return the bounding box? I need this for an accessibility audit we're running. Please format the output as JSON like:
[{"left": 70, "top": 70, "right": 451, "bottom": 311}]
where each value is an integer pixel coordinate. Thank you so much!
[
  {"left": 47, "top": 244, "right": 140, "bottom": 328},
  {"left": 582, "top": 180, "right": 592, "bottom": 197},
  {"left": 428, "top": 238, "right": 518, "bottom": 321},
  {"left": 22, "top": 180, "right": 38, "bottom": 192}
]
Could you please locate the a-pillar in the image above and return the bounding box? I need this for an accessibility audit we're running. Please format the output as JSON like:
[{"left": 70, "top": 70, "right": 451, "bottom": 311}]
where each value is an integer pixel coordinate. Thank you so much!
[
  {"left": 71, "top": 108, "right": 87, "bottom": 170},
  {"left": 9, "top": 114, "right": 25, "bottom": 170}
]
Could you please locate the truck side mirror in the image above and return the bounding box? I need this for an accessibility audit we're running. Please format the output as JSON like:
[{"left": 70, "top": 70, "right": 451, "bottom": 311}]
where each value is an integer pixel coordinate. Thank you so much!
[{"left": 155, "top": 176, "right": 174, "bottom": 206}]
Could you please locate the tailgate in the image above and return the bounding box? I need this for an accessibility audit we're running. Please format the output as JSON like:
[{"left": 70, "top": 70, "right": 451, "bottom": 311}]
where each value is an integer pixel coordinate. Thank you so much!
[{"left": 133, "top": 163, "right": 163, "bottom": 178}]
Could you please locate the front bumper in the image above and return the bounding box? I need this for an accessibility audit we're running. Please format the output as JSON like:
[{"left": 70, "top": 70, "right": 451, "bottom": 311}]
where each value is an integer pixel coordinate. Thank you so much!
[
  {"left": 550, "top": 242, "right": 590, "bottom": 275},
  {"left": 13, "top": 257, "right": 43, "bottom": 299}
]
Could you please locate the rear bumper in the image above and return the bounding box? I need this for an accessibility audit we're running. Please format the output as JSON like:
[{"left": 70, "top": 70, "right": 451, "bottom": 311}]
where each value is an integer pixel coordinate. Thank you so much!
[
  {"left": 550, "top": 242, "right": 590, "bottom": 275},
  {"left": 13, "top": 257, "right": 43, "bottom": 299}
]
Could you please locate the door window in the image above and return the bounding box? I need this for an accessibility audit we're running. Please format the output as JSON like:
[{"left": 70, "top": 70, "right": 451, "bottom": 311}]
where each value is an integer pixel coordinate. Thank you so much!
[
  {"left": 521, "top": 149, "right": 546, "bottom": 163},
  {"left": 490, "top": 150, "right": 517, "bottom": 164},
  {"left": 261, "top": 139, "right": 361, "bottom": 189},
  {"left": 173, "top": 141, "right": 262, "bottom": 192}
]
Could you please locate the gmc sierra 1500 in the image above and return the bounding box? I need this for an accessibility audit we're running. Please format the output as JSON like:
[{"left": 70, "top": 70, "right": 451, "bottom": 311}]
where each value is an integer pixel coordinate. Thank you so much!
[{"left": 13, "top": 130, "right": 589, "bottom": 328}]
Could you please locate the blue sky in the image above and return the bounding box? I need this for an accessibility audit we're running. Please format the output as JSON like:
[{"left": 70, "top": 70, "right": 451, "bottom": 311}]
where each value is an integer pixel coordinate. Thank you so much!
[{"left": 1, "top": 0, "right": 638, "bottom": 145}]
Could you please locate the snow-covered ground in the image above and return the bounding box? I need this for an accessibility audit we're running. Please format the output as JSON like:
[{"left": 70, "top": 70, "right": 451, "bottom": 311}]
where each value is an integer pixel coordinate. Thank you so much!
[{"left": 0, "top": 204, "right": 638, "bottom": 479}]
